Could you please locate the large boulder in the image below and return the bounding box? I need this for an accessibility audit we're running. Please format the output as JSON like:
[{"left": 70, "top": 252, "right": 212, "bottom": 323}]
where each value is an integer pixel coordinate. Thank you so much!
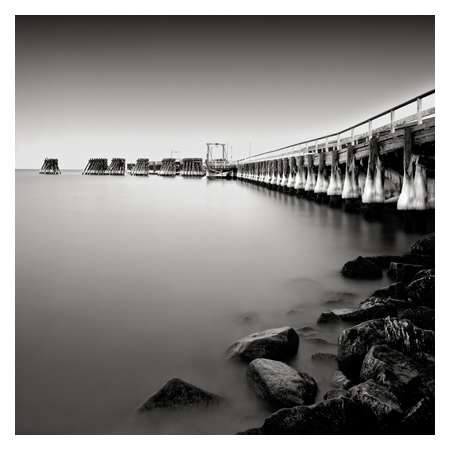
[
  {"left": 348, "top": 380, "right": 403, "bottom": 431},
  {"left": 387, "top": 262, "right": 425, "bottom": 284},
  {"left": 247, "top": 358, "right": 317, "bottom": 408},
  {"left": 331, "top": 370, "right": 353, "bottom": 389},
  {"left": 337, "top": 318, "right": 435, "bottom": 379},
  {"left": 226, "top": 327, "right": 299, "bottom": 362},
  {"left": 359, "top": 344, "right": 424, "bottom": 406},
  {"left": 140, "top": 378, "right": 221, "bottom": 410},
  {"left": 341, "top": 257, "right": 382, "bottom": 279},
  {"left": 400, "top": 397, "right": 435, "bottom": 434},
  {"left": 406, "top": 273, "right": 435, "bottom": 307},
  {"left": 399, "top": 306, "right": 435, "bottom": 330},
  {"left": 323, "top": 389, "right": 349, "bottom": 400},
  {"left": 261, "top": 397, "right": 375, "bottom": 434},
  {"left": 410, "top": 233, "right": 435, "bottom": 257}
]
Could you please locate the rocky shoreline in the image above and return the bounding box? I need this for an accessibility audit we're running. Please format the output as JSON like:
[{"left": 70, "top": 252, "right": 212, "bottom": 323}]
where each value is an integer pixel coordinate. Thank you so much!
[{"left": 139, "top": 233, "right": 435, "bottom": 435}]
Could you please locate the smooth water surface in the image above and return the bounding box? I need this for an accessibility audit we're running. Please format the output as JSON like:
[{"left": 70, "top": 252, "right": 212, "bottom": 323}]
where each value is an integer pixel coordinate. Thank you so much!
[{"left": 16, "top": 170, "right": 421, "bottom": 434}]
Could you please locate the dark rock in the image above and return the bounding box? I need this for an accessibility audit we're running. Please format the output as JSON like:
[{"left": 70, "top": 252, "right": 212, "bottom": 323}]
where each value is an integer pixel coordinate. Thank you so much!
[
  {"left": 226, "top": 326, "right": 299, "bottom": 362},
  {"left": 400, "top": 397, "right": 435, "bottom": 434},
  {"left": 236, "top": 427, "right": 265, "bottom": 435},
  {"left": 322, "top": 291, "right": 357, "bottom": 305},
  {"left": 387, "top": 262, "right": 425, "bottom": 284},
  {"left": 341, "top": 256, "right": 382, "bottom": 280},
  {"left": 399, "top": 306, "right": 435, "bottom": 330},
  {"left": 331, "top": 370, "right": 353, "bottom": 389},
  {"left": 318, "top": 297, "right": 409, "bottom": 325},
  {"left": 359, "top": 344, "right": 424, "bottom": 406},
  {"left": 406, "top": 274, "right": 435, "bottom": 307},
  {"left": 348, "top": 380, "right": 403, "bottom": 431},
  {"left": 398, "top": 253, "right": 434, "bottom": 268},
  {"left": 297, "top": 326, "right": 316, "bottom": 335},
  {"left": 323, "top": 389, "right": 349, "bottom": 400},
  {"left": 366, "top": 255, "right": 403, "bottom": 270},
  {"left": 311, "top": 352, "right": 337, "bottom": 363},
  {"left": 413, "top": 268, "right": 434, "bottom": 282},
  {"left": 262, "top": 397, "right": 375, "bottom": 434},
  {"left": 140, "top": 378, "right": 221, "bottom": 411},
  {"left": 337, "top": 318, "right": 435, "bottom": 380},
  {"left": 305, "top": 337, "right": 336, "bottom": 346},
  {"left": 372, "top": 282, "right": 407, "bottom": 300},
  {"left": 410, "top": 233, "right": 435, "bottom": 257},
  {"left": 406, "top": 364, "right": 435, "bottom": 406},
  {"left": 247, "top": 358, "right": 317, "bottom": 408}
]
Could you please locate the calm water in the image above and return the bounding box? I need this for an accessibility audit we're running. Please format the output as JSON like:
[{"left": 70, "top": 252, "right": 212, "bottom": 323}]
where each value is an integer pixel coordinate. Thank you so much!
[{"left": 16, "top": 170, "right": 422, "bottom": 434}]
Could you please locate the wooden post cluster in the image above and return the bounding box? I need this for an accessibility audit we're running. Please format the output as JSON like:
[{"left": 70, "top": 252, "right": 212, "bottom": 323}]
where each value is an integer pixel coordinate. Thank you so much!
[
  {"left": 159, "top": 158, "right": 177, "bottom": 176},
  {"left": 181, "top": 158, "right": 204, "bottom": 177},
  {"left": 108, "top": 158, "right": 126, "bottom": 176},
  {"left": 131, "top": 159, "right": 150, "bottom": 176},
  {"left": 39, "top": 158, "right": 61, "bottom": 175},
  {"left": 83, "top": 158, "right": 109, "bottom": 175}
]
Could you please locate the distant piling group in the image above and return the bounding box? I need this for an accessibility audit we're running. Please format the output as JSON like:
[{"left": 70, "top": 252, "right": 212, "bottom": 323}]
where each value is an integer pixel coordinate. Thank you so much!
[
  {"left": 131, "top": 159, "right": 150, "bottom": 176},
  {"left": 181, "top": 158, "right": 204, "bottom": 177},
  {"left": 108, "top": 158, "right": 126, "bottom": 176},
  {"left": 39, "top": 158, "right": 61, "bottom": 175},
  {"left": 83, "top": 158, "right": 109, "bottom": 175},
  {"left": 159, "top": 158, "right": 177, "bottom": 176}
]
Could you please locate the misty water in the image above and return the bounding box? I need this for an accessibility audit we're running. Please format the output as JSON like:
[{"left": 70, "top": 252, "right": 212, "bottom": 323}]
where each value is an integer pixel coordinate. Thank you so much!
[{"left": 16, "top": 170, "right": 422, "bottom": 434}]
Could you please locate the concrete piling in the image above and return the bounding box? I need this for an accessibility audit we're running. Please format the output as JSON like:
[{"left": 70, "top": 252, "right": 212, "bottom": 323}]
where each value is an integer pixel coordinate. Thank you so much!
[{"left": 39, "top": 158, "right": 61, "bottom": 175}]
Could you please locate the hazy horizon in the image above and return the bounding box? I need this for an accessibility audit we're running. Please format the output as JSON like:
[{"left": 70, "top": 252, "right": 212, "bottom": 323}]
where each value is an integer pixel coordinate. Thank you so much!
[{"left": 16, "top": 16, "right": 434, "bottom": 169}]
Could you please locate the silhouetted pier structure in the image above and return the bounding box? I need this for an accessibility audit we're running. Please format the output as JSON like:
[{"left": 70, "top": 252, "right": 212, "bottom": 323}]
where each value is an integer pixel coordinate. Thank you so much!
[
  {"left": 181, "top": 158, "right": 204, "bottom": 177},
  {"left": 131, "top": 159, "right": 150, "bottom": 176},
  {"left": 159, "top": 158, "right": 177, "bottom": 176},
  {"left": 236, "top": 89, "right": 435, "bottom": 215},
  {"left": 39, "top": 158, "right": 61, "bottom": 174},
  {"left": 108, "top": 158, "right": 126, "bottom": 175},
  {"left": 83, "top": 158, "right": 109, "bottom": 175}
]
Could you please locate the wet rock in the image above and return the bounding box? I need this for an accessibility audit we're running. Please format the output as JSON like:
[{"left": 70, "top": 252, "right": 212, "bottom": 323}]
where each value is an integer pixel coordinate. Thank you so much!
[
  {"left": 348, "top": 380, "right": 403, "bottom": 431},
  {"left": 337, "top": 318, "right": 435, "bottom": 380},
  {"left": 366, "top": 255, "right": 403, "bottom": 270},
  {"left": 341, "top": 256, "right": 382, "bottom": 280},
  {"left": 323, "top": 389, "right": 349, "bottom": 400},
  {"left": 261, "top": 397, "right": 374, "bottom": 434},
  {"left": 331, "top": 370, "right": 353, "bottom": 389},
  {"left": 372, "top": 282, "right": 407, "bottom": 300},
  {"left": 311, "top": 352, "right": 337, "bottom": 363},
  {"left": 360, "top": 344, "right": 423, "bottom": 405},
  {"left": 406, "top": 364, "right": 435, "bottom": 406},
  {"left": 413, "top": 268, "right": 434, "bottom": 282},
  {"left": 400, "top": 397, "right": 435, "bottom": 434},
  {"left": 140, "top": 378, "right": 221, "bottom": 411},
  {"left": 406, "top": 273, "right": 435, "bottom": 307},
  {"left": 322, "top": 291, "right": 357, "bottom": 305},
  {"left": 410, "top": 233, "right": 435, "bottom": 257},
  {"left": 226, "top": 327, "right": 299, "bottom": 362},
  {"left": 387, "top": 262, "right": 425, "bottom": 284},
  {"left": 318, "top": 297, "right": 408, "bottom": 325},
  {"left": 399, "top": 306, "right": 435, "bottom": 330},
  {"left": 398, "top": 253, "right": 434, "bottom": 268},
  {"left": 247, "top": 358, "right": 317, "bottom": 408}
]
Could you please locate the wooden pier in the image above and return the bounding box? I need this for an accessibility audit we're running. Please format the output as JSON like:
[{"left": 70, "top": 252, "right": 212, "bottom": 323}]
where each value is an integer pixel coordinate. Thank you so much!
[
  {"left": 39, "top": 158, "right": 61, "bottom": 175},
  {"left": 236, "top": 90, "right": 435, "bottom": 213}
]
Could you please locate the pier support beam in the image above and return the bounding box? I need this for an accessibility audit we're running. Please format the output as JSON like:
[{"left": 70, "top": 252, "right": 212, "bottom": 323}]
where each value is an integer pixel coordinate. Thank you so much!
[
  {"left": 304, "top": 154, "right": 316, "bottom": 199},
  {"left": 342, "top": 146, "right": 361, "bottom": 212},
  {"left": 294, "top": 155, "right": 306, "bottom": 196},
  {"left": 327, "top": 150, "right": 343, "bottom": 207},
  {"left": 314, "top": 152, "right": 329, "bottom": 202}
]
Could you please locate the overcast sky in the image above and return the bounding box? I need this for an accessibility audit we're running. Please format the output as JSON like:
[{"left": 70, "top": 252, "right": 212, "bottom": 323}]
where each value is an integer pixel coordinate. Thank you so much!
[{"left": 16, "top": 16, "right": 434, "bottom": 169}]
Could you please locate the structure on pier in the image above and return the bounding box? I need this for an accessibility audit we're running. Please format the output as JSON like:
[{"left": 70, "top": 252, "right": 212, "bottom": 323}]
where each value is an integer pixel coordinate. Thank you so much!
[
  {"left": 159, "top": 158, "right": 177, "bottom": 176},
  {"left": 83, "top": 158, "right": 109, "bottom": 175},
  {"left": 39, "top": 158, "right": 61, "bottom": 175},
  {"left": 108, "top": 158, "right": 126, "bottom": 175},
  {"left": 236, "top": 89, "right": 435, "bottom": 213},
  {"left": 181, "top": 158, "right": 204, "bottom": 177},
  {"left": 149, "top": 160, "right": 161, "bottom": 174},
  {"left": 131, "top": 159, "right": 150, "bottom": 176}
]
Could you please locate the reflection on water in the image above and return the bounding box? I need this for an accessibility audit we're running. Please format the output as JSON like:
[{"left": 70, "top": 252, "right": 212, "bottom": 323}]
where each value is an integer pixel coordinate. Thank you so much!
[{"left": 16, "top": 170, "right": 423, "bottom": 434}]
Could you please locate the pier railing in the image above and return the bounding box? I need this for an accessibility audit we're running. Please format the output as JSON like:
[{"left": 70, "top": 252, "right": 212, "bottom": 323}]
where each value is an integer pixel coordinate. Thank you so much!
[{"left": 237, "top": 89, "right": 435, "bottom": 164}]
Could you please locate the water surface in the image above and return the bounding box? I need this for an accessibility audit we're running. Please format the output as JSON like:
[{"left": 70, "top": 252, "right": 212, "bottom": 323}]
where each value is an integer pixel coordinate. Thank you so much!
[{"left": 16, "top": 170, "right": 421, "bottom": 434}]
